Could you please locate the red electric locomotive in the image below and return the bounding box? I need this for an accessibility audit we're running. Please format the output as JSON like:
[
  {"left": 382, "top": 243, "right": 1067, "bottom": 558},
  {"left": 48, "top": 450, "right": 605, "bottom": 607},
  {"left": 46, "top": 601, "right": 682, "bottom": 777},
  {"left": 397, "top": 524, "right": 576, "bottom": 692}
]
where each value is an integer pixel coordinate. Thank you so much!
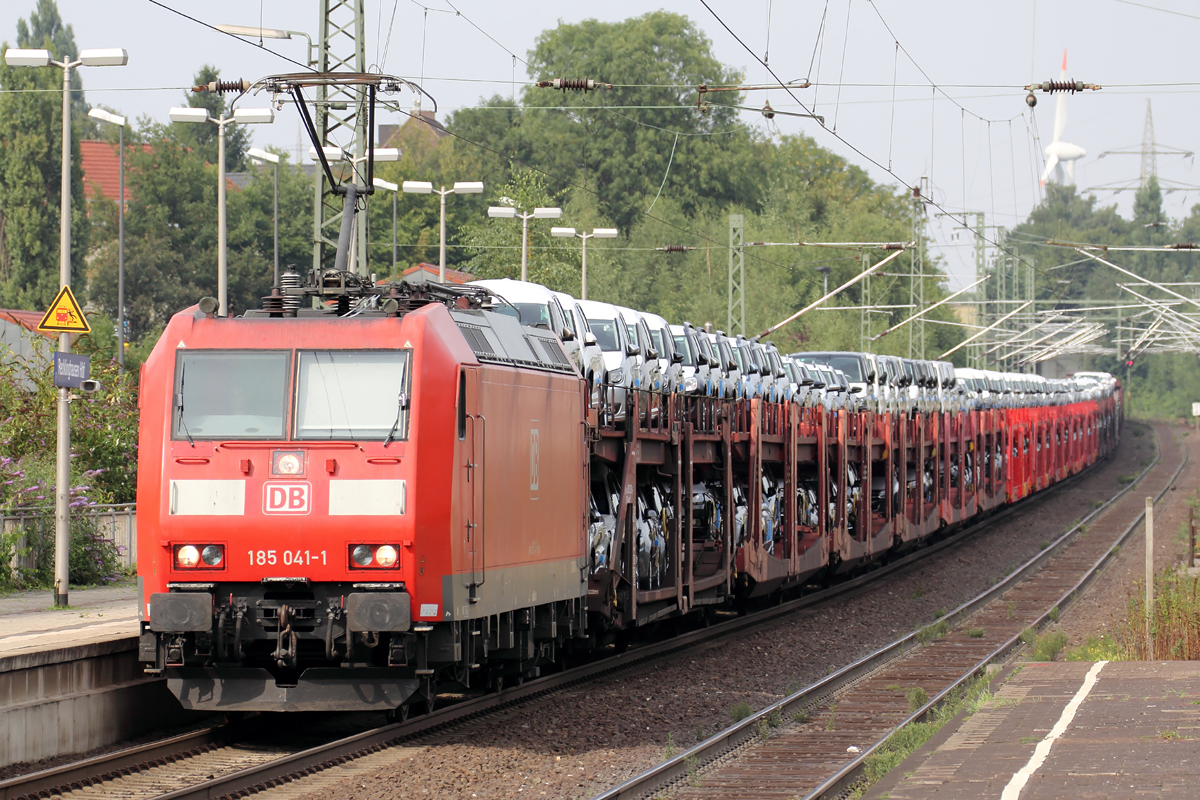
[{"left": 137, "top": 279, "right": 589, "bottom": 711}]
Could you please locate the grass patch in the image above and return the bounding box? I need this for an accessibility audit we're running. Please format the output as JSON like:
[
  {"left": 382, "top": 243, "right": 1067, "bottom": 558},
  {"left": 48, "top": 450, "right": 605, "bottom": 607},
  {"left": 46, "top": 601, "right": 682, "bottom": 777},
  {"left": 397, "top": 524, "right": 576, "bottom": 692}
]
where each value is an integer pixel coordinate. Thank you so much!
[
  {"left": 730, "top": 701, "right": 752, "bottom": 722},
  {"left": 663, "top": 732, "right": 676, "bottom": 760},
  {"left": 1117, "top": 473, "right": 1136, "bottom": 486},
  {"left": 1019, "top": 735, "right": 1040, "bottom": 744},
  {"left": 906, "top": 686, "right": 929, "bottom": 712},
  {"left": 1065, "top": 634, "right": 1125, "bottom": 662},
  {"left": 1120, "top": 566, "right": 1200, "bottom": 659},
  {"left": 966, "top": 627, "right": 985, "bottom": 638},
  {"left": 826, "top": 703, "right": 837, "bottom": 730},
  {"left": 1039, "top": 540, "right": 1051, "bottom": 550},
  {"left": 933, "top": 608, "right": 946, "bottom": 619},
  {"left": 1048, "top": 605, "right": 1061, "bottom": 623},
  {"left": 850, "top": 672, "right": 992, "bottom": 797},
  {"left": 1019, "top": 627, "right": 1036, "bottom": 645},
  {"left": 1028, "top": 630, "right": 1068, "bottom": 662},
  {"left": 917, "top": 619, "right": 950, "bottom": 644}
]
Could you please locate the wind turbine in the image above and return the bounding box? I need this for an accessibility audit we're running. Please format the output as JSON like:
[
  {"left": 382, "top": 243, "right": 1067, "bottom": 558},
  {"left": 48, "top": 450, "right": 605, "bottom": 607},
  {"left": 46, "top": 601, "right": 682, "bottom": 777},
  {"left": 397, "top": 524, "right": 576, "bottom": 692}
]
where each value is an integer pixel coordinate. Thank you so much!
[{"left": 1040, "top": 51, "right": 1087, "bottom": 186}]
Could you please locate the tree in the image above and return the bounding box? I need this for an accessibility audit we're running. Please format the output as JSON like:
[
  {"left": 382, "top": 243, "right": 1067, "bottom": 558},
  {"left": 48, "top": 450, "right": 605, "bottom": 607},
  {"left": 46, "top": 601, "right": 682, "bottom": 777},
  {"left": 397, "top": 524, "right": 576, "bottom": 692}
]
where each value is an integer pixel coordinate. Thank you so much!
[
  {"left": 447, "top": 12, "right": 766, "bottom": 232},
  {"left": 457, "top": 168, "right": 582, "bottom": 291},
  {"left": 172, "top": 65, "right": 251, "bottom": 172},
  {"left": 366, "top": 120, "right": 488, "bottom": 277},
  {"left": 0, "top": 4, "right": 89, "bottom": 310},
  {"left": 16, "top": 0, "right": 90, "bottom": 132}
]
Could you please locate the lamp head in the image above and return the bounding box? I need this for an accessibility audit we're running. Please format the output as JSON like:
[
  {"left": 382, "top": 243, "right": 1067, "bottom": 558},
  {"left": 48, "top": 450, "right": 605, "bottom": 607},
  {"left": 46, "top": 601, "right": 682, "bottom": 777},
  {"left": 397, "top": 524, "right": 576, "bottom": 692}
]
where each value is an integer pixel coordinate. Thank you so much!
[
  {"left": 369, "top": 147, "right": 401, "bottom": 162},
  {"left": 550, "top": 227, "right": 577, "bottom": 238},
  {"left": 79, "top": 48, "right": 129, "bottom": 67},
  {"left": 88, "top": 108, "right": 126, "bottom": 127},
  {"left": 592, "top": 228, "right": 619, "bottom": 239},
  {"left": 308, "top": 145, "right": 346, "bottom": 161},
  {"left": 373, "top": 178, "right": 399, "bottom": 192},
  {"left": 5, "top": 48, "right": 52, "bottom": 67},
  {"left": 232, "top": 107, "right": 275, "bottom": 124},
  {"left": 215, "top": 24, "right": 292, "bottom": 40},
  {"left": 247, "top": 147, "right": 280, "bottom": 164},
  {"left": 532, "top": 207, "right": 563, "bottom": 219},
  {"left": 453, "top": 181, "right": 484, "bottom": 194},
  {"left": 403, "top": 181, "right": 433, "bottom": 194},
  {"left": 169, "top": 106, "right": 210, "bottom": 124},
  {"left": 488, "top": 206, "right": 517, "bottom": 219}
]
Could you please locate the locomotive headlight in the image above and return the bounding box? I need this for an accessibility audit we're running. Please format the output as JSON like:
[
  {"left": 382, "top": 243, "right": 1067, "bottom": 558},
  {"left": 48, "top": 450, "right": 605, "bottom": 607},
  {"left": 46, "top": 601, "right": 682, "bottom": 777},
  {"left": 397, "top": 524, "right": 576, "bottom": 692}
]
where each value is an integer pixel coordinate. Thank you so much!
[
  {"left": 351, "top": 544, "right": 374, "bottom": 567},
  {"left": 374, "top": 545, "right": 399, "bottom": 568},
  {"left": 271, "top": 450, "right": 305, "bottom": 476},
  {"left": 201, "top": 545, "right": 224, "bottom": 567},
  {"left": 175, "top": 545, "right": 200, "bottom": 569}
]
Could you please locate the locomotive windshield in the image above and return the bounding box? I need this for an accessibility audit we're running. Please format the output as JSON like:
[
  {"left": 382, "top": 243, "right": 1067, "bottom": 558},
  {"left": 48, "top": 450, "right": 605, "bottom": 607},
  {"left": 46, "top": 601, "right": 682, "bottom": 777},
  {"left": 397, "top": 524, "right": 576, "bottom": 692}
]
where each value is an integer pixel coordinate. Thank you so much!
[
  {"left": 295, "top": 350, "right": 410, "bottom": 440},
  {"left": 173, "top": 351, "right": 289, "bottom": 439}
]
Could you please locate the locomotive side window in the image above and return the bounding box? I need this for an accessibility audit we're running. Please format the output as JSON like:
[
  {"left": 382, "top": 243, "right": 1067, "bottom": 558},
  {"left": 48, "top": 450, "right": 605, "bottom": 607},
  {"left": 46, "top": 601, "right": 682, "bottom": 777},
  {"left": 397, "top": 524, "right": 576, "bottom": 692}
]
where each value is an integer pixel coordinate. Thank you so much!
[
  {"left": 294, "top": 350, "right": 411, "bottom": 440},
  {"left": 173, "top": 351, "right": 289, "bottom": 440}
]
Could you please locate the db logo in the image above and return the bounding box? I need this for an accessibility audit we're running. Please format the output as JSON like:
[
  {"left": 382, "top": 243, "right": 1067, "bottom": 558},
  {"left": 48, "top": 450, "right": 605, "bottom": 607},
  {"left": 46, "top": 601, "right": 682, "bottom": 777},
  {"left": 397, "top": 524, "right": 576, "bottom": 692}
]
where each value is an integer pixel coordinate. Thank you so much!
[
  {"left": 529, "top": 428, "right": 539, "bottom": 492},
  {"left": 263, "top": 482, "right": 311, "bottom": 514}
]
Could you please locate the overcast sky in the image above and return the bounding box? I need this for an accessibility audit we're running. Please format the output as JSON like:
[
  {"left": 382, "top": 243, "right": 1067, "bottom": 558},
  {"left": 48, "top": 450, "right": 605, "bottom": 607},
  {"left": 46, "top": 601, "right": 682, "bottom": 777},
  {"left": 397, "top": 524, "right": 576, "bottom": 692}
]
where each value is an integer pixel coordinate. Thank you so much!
[{"left": 16, "top": 1, "right": 1200, "bottom": 289}]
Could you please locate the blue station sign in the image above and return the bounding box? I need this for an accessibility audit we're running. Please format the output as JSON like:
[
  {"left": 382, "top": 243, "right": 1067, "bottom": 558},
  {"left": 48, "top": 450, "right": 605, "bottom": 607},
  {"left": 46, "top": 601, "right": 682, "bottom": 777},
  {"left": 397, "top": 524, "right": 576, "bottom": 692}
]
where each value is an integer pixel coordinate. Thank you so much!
[{"left": 53, "top": 352, "right": 91, "bottom": 389}]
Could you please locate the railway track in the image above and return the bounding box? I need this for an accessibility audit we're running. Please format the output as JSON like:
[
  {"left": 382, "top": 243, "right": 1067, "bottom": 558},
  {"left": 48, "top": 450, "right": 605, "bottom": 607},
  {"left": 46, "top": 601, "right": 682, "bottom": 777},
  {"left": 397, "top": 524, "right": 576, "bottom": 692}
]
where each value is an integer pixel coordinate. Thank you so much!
[
  {"left": 596, "top": 424, "right": 1184, "bottom": 800},
  {"left": 0, "top": 433, "right": 1143, "bottom": 800}
]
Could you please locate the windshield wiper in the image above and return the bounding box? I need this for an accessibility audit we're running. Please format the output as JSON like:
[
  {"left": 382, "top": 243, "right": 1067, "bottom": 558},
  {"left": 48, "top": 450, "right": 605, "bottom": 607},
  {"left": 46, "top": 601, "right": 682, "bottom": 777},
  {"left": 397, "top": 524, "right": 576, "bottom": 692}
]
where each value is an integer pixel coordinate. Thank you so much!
[
  {"left": 177, "top": 363, "right": 195, "bottom": 447},
  {"left": 384, "top": 391, "right": 408, "bottom": 447}
]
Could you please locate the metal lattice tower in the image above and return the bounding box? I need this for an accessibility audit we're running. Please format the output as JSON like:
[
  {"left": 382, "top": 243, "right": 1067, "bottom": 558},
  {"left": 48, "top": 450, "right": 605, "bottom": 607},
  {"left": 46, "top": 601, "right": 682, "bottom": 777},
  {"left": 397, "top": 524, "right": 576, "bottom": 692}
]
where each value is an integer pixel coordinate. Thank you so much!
[
  {"left": 1090, "top": 100, "right": 1196, "bottom": 194},
  {"left": 971, "top": 213, "right": 986, "bottom": 368},
  {"left": 909, "top": 182, "right": 927, "bottom": 359},
  {"left": 728, "top": 214, "right": 745, "bottom": 336},
  {"left": 313, "top": 0, "right": 369, "bottom": 277},
  {"left": 859, "top": 249, "right": 870, "bottom": 352}
]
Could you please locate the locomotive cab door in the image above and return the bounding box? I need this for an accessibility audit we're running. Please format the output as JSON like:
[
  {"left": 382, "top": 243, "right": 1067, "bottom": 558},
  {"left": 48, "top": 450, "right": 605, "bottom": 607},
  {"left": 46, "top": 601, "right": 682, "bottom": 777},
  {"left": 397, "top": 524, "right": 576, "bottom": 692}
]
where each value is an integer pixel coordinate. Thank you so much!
[{"left": 459, "top": 366, "right": 485, "bottom": 603}]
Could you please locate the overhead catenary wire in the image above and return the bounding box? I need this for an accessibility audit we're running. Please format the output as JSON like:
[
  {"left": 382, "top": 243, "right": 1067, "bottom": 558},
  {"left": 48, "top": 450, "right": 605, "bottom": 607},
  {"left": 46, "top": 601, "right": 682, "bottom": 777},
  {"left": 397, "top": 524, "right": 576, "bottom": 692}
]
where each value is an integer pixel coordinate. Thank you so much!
[
  {"left": 697, "top": 0, "right": 1073, "bottom": 308},
  {"left": 759, "top": 247, "right": 909, "bottom": 338},
  {"left": 146, "top": 0, "right": 809, "bottom": 281}
]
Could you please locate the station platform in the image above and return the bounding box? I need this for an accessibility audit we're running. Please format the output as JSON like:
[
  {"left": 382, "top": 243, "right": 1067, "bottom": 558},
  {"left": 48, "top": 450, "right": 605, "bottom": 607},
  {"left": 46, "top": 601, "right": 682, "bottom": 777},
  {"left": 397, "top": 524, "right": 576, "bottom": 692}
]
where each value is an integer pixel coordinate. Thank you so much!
[
  {"left": 870, "top": 661, "right": 1200, "bottom": 799},
  {"left": 0, "top": 583, "right": 138, "bottom": 671}
]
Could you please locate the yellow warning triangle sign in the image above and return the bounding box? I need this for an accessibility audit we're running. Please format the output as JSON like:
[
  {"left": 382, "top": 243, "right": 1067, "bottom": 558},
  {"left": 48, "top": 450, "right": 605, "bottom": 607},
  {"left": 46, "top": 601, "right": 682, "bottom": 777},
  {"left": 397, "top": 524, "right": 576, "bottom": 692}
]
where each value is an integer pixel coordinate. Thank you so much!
[{"left": 37, "top": 286, "right": 90, "bottom": 334}]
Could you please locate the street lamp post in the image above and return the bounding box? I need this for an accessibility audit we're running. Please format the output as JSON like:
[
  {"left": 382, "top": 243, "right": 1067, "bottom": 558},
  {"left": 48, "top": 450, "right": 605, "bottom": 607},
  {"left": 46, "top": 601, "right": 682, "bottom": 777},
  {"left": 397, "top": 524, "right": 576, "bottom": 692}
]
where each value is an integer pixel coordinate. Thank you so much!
[
  {"left": 247, "top": 147, "right": 281, "bottom": 286},
  {"left": 487, "top": 205, "right": 563, "bottom": 282},
  {"left": 372, "top": 178, "right": 398, "bottom": 275},
  {"left": 171, "top": 105, "right": 274, "bottom": 316},
  {"left": 402, "top": 181, "right": 483, "bottom": 282},
  {"left": 550, "top": 227, "right": 619, "bottom": 301},
  {"left": 816, "top": 266, "right": 832, "bottom": 296},
  {"left": 88, "top": 108, "right": 128, "bottom": 372},
  {"left": 5, "top": 46, "right": 128, "bottom": 608}
]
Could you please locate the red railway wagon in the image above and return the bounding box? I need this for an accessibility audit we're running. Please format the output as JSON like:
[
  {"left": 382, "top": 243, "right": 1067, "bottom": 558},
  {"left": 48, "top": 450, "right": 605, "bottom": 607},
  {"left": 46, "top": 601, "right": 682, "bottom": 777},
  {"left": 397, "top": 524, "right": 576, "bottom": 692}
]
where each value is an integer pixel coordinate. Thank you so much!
[{"left": 137, "top": 278, "right": 1122, "bottom": 714}]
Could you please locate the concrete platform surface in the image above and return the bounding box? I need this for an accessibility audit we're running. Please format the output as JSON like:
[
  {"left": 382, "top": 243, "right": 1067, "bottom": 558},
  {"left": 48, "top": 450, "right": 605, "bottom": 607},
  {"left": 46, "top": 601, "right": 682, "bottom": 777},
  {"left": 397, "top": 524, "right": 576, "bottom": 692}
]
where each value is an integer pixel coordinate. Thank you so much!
[
  {"left": 0, "top": 583, "right": 138, "bottom": 668},
  {"left": 875, "top": 661, "right": 1200, "bottom": 799}
]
